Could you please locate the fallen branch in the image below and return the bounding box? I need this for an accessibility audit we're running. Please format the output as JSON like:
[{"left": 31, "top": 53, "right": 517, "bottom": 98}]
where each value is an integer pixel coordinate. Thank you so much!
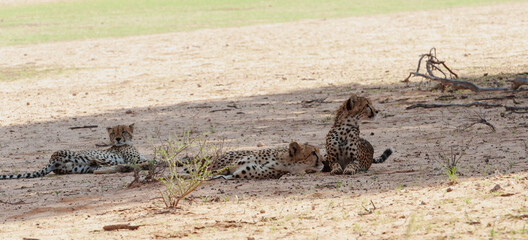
[
  {"left": 0, "top": 199, "right": 27, "bottom": 205},
  {"left": 69, "top": 125, "right": 98, "bottom": 130},
  {"left": 505, "top": 105, "right": 528, "bottom": 113},
  {"left": 302, "top": 97, "right": 327, "bottom": 107},
  {"left": 475, "top": 95, "right": 515, "bottom": 101},
  {"left": 103, "top": 224, "right": 140, "bottom": 231},
  {"left": 404, "top": 48, "right": 526, "bottom": 92},
  {"left": 209, "top": 108, "right": 232, "bottom": 113},
  {"left": 510, "top": 77, "right": 528, "bottom": 90},
  {"left": 406, "top": 102, "right": 503, "bottom": 110}
]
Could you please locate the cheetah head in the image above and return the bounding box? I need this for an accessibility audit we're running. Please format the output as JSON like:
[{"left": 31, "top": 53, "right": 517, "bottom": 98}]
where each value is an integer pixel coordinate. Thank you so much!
[
  {"left": 334, "top": 94, "right": 377, "bottom": 124},
  {"left": 278, "top": 142, "right": 324, "bottom": 174},
  {"left": 107, "top": 124, "right": 135, "bottom": 146}
]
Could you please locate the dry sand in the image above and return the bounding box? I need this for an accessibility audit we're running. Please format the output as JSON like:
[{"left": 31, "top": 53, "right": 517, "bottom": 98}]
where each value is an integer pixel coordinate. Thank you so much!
[{"left": 1, "top": 2, "right": 528, "bottom": 239}]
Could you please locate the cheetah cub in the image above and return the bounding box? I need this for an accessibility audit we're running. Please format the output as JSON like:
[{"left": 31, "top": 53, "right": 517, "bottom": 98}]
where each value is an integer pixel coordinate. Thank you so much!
[{"left": 324, "top": 94, "right": 393, "bottom": 175}]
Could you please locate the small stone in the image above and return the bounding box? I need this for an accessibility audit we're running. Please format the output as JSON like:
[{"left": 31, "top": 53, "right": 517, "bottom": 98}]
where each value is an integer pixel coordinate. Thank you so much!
[
  {"left": 260, "top": 210, "right": 265, "bottom": 214},
  {"left": 257, "top": 143, "right": 264, "bottom": 147},
  {"left": 446, "top": 187, "right": 453, "bottom": 192},
  {"left": 490, "top": 184, "right": 502, "bottom": 193}
]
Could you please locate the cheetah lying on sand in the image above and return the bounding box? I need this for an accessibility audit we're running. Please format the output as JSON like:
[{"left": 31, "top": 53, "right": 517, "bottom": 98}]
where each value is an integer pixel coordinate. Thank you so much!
[{"left": 0, "top": 124, "right": 147, "bottom": 179}]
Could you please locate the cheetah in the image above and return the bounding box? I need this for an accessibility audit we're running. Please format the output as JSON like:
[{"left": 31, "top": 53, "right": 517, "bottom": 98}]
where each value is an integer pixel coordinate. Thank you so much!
[
  {"left": 0, "top": 124, "right": 147, "bottom": 179},
  {"left": 324, "top": 94, "right": 393, "bottom": 175},
  {"left": 210, "top": 142, "right": 324, "bottom": 180}
]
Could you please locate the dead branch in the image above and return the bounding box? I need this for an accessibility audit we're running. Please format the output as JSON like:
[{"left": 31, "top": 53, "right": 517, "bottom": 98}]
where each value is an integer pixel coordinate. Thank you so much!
[
  {"left": 209, "top": 108, "right": 232, "bottom": 113},
  {"left": 505, "top": 105, "right": 528, "bottom": 113},
  {"left": 103, "top": 224, "right": 140, "bottom": 231},
  {"left": 302, "top": 97, "right": 327, "bottom": 107},
  {"left": 0, "top": 199, "right": 27, "bottom": 205},
  {"left": 510, "top": 77, "right": 528, "bottom": 90},
  {"left": 69, "top": 125, "right": 98, "bottom": 130},
  {"left": 404, "top": 48, "right": 524, "bottom": 92},
  {"left": 406, "top": 102, "right": 503, "bottom": 110},
  {"left": 475, "top": 95, "right": 515, "bottom": 101}
]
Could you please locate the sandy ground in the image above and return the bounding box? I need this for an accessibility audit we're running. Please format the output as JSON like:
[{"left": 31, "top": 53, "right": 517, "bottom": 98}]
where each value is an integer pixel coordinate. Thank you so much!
[{"left": 1, "top": 2, "right": 528, "bottom": 239}]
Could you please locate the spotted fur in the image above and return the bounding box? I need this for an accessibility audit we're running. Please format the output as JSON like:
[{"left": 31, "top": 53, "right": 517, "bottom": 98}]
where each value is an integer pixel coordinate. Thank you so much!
[
  {"left": 0, "top": 124, "right": 146, "bottom": 179},
  {"left": 324, "top": 95, "right": 393, "bottom": 175},
  {"left": 211, "top": 142, "right": 324, "bottom": 180}
]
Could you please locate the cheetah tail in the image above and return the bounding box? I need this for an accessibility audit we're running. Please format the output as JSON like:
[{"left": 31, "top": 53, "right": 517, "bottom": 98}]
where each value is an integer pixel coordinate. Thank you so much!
[
  {"left": 373, "top": 147, "right": 394, "bottom": 164},
  {"left": 0, "top": 163, "right": 55, "bottom": 180}
]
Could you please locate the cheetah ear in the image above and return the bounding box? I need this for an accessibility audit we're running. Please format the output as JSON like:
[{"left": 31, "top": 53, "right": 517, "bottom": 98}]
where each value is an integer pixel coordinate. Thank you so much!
[
  {"left": 289, "top": 142, "right": 301, "bottom": 157},
  {"left": 346, "top": 98, "right": 353, "bottom": 111},
  {"left": 346, "top": 95, "right": 358, "bottom": 111},
  {"left": 128, "top": 123, "right": 135, "bottom": 133}
]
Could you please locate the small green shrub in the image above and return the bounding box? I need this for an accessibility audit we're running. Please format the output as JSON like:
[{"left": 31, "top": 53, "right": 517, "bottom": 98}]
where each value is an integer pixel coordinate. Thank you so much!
[{"left": 155, "top": 131, "right": 221, "bottom": 208}]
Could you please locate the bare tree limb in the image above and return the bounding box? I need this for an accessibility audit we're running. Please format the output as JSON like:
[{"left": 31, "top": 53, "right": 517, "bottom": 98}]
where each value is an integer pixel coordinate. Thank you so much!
[
  {"left": 103, "top": 224, "right": 140, "bottom": 231},
  {"left": 404, "top": 48, "right": 526, "bottom": 92},
  {"left": 510, "top": 77, "right": 528, "bottom": 90},
  {"left": 505, "top": 105, "right": 528, "bottom": 113},
  {"left": 406, "top": 102, "right": 503, "bottom": 110},
  {"left": 69, "top": 125, "right": 98, "bottom": 130},
  {"left": 475, "top": 95, "right": 515, "bottom": 101}
]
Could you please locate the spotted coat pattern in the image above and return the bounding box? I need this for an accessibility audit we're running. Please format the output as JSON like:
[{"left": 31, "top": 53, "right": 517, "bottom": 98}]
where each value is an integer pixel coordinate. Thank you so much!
[
  {"left": 212, "top": 142, "right": 324, "bottom": 180},
  {"left": 324, "top": 95, "right": 393, "bottom": 175},
  {"left": 0, "top": 124, "right": 146, "bottom": 179}
]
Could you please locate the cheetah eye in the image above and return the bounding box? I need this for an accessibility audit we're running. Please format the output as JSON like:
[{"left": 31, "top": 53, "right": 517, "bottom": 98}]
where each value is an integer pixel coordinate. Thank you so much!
[{"left": 312, "top": 151, "right": 319, "bottom": 160}]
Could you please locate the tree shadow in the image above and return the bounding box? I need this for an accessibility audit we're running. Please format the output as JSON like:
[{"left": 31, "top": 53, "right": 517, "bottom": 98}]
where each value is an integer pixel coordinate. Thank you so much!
[{"left": 1, "top": 79, "right": 527, "bottom": 223}]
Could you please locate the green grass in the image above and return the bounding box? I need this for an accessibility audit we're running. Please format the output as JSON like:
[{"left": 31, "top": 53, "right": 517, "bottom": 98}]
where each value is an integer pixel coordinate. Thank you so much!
[
  {"left": 0, "top": 0, "right": 520, "bottom": 46},
  {"left": 0, "top": 65, "right": 76, "bottom": 81}
]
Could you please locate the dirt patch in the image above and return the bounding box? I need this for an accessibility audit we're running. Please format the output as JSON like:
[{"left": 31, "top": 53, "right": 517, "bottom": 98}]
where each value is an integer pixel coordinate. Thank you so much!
[{"left": 1, "top": 2, "right": 528, "bottom": 239}]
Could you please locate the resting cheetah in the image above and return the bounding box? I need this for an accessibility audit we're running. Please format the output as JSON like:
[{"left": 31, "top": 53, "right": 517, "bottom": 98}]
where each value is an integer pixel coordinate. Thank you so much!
[
  {"left": 0, "top": 124, "right": 147, "bottom": 179},
  {"left": 324, "top": 94, "right": 393, "bottom": 175},
  {"left": 210, "top": 142, "right": 324, "bottom": 180}
]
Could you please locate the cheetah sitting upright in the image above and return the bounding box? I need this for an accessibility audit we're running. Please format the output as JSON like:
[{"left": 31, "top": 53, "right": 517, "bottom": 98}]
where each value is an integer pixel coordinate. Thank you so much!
[
  {"left": 324, "top": 94, "right": 393, "bottom": 175},
  {"left": 210, "top": 142, "right": 324, "bottom": 180},
  {"left": 0, "top": 124, "right": 147, "bottom": 179}
]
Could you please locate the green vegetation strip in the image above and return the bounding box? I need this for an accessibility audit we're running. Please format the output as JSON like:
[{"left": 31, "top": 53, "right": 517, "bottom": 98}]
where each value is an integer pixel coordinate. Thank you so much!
[{"left": 0, "top": 0, "right": 520, "bottom": 46}]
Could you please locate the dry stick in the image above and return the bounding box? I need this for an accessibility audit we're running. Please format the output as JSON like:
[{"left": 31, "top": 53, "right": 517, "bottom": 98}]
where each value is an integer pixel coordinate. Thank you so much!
[
  {"left": 475, "top": 95, "right": 516, "bottom": 101},
  {"left": 510, "top": 77, "right": 528, "bottom": 90},
  {"left": 406, "top": 102, "right": 503, "bottom": 110},
  {"left": 69, "top": 125, "right": 98, "bottom": 130},
  {"left": 406, "top": 72, "right": 508, "bottom": 92},
  {"left": 103, "top": 224, "right": 140, "bottom": 231},
  {"left": 505, "top": 106, "right": 528, "bottom": 113},
  {"left": 403, "top": 48, "right": 526, "bottom": 92},
  {"left": 209, "top": 108, "right": 232, "bottom": 113}
]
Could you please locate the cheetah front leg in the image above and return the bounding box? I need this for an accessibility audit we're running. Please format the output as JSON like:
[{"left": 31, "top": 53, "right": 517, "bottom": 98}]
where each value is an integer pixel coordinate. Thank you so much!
[
  {"left": 342, "top": 142, "right": 362, "bottom": 175},
  {"left": 343, "top": 161, "right": 361, "bottom": 175},
  {"left": 325, "top": 130, "right": 343, "bottom": 175}
]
